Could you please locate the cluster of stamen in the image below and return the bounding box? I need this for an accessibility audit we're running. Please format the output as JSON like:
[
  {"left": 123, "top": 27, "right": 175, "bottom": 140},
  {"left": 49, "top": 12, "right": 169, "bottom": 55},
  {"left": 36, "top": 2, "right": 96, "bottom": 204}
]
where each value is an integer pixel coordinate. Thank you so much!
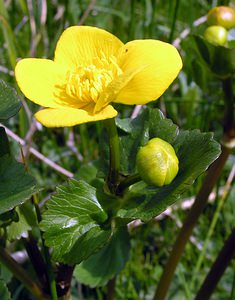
[{"left": 65, "top": 52, "right": 122, "bottom": 105}]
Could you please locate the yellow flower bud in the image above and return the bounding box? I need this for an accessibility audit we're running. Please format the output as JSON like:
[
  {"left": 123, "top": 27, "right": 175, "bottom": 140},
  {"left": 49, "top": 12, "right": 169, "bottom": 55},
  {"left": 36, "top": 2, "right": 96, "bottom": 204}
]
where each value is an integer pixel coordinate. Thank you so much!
[
  {"left": 204, "top": 26, "right": 228, "bottom": 46},
  {"left": 207, "top": 6, "right": 235, "bottom": 29},
  {"left": 136, "top": 138, "right": 179, "bottom": 187}
]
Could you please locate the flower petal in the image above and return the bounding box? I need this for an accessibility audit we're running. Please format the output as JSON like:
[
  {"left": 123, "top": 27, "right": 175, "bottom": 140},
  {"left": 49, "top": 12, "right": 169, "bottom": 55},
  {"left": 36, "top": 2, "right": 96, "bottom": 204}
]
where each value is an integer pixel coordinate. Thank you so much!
[
  {"left": 34, "top": 105, "right": 118, "bottom": 127},
  {"left": 54, "top": 26, "right": 124, "bottom": 69},
  {"left": 15, "top": 58, "right": 71, "bottom": 108},
  {"left": 113, "top": 40, "right": 182, "bottom": 105}
]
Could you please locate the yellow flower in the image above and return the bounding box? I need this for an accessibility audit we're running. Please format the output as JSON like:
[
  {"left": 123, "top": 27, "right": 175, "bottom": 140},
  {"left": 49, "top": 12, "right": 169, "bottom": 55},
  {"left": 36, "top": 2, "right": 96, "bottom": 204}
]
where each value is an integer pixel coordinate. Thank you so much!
[{"left": 15, "top": 26, "right": 182, "bottom": 127}]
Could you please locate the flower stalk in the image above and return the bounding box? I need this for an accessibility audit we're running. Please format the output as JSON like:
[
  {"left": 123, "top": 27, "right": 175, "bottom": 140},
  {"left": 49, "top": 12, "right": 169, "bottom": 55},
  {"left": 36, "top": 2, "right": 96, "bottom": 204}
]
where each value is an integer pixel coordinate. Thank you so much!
[
  {"left": 104, "top": 118, "right": 120, "bottom": 193},
  {"left": 33, "top": 195, "right": 58, "bottom": 300},
  {"left": 195, "top": 228, "right": 235, "bottom": 300}
]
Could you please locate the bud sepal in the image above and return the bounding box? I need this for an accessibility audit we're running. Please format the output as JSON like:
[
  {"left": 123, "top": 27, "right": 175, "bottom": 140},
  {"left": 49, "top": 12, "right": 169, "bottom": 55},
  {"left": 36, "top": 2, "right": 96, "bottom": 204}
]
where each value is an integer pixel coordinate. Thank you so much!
[{"left": 136, "top": 138, "right": 179, "bottom": 187}]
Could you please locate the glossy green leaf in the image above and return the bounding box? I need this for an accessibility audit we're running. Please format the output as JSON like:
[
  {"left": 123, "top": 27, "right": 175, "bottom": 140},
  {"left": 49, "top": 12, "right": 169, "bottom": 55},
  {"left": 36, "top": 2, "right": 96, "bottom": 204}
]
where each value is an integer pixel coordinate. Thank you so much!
[
  {"left": 0, "top": 80, "right": 21, "bottom": 121},
  {"left": 193, "top": 34, "right": 235, "bottom": 78},
  {"left": 0, "top": 155, "right": 37, "bottom": 215},
  {"left": 118, "top": 109, "right": 178, "bottom": 175},
  {"left": 40, "top": 179, "right": 111, "bottom": 264},
  {"left": 74, "top": 227, "right": 130, "bottom": 287},
  {"left": 117, "top": 129, "right": 221, "bottom": 222}
]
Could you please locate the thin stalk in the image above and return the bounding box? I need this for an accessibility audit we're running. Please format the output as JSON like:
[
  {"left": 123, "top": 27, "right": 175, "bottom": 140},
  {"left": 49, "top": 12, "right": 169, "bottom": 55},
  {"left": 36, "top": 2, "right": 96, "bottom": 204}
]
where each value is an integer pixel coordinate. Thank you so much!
[
  {"left": 104, "top": 118, "right": 120, "bottom": 193},
  {"left": 0, "top": 246, "right": 47, "bottom": 300},
  {"left": 56, "top": 264, "right": 74, "bottom": 299},
  {"left": 169, "top": 0, "right": 180, "bottom": 43},
  {"left": 222, "top": 77, "right": 234, "bottom": 136},
  {"left": 191, "top": 163, "right": 235, "bottom": 288},
  {"left": 117, "top": 174, "right": 141, "bottom": 195},
  {"left": 195, "top": 228, "right": 235, "bottom": 300},
  {"left": 107, "top": 277, "right": 116, "bottom": 300},
  {"left": 230, "top": 267, "right": 235, "bottom": 300},
  {"left": 33, "top": 195, "right": 58, "bottom": 300},
  {"left": 22, "top": 233, "right": 48, "bottom": 290},
  {"left": 129, "top": 0, "right": 136, "bottom": 40},
  {"left": 153, "top": 144, "right": 231, "bottom": 300}
]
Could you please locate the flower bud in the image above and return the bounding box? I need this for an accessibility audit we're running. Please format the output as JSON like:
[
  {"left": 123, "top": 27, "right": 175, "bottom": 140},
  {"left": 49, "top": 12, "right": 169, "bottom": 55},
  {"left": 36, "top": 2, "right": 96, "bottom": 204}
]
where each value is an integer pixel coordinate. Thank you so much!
[
  {"left": 204, "top": 25, "right": 228, "bottom": 46},
  {"left": 136, "top": 138, "right": 179, "bottom": 187},
  {"left": 207, "top": 6, "right": 235, "bottom": 29}
]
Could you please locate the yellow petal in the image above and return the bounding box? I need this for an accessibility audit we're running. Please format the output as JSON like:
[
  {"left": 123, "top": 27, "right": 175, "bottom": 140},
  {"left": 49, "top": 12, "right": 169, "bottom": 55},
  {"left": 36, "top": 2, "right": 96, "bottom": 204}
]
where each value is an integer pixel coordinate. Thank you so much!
[
  {"left": 54, "top": 26, "right": 124, "bottom": 70},
  {"left": 15, "top": 58, "right": 71, "bottom": 108},
  {"left": 34, "top": 105, "right": 118, "bottom": 127},
  {"left": 113, "top": 40, "right": 182, "bottom": 105}
]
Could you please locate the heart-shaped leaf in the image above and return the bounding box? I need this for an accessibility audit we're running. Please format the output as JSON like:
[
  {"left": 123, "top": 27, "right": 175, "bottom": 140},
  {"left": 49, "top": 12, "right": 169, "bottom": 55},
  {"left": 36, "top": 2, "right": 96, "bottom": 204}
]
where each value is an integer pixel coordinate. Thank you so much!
[
  {"left": 117, "top": 129, "right": 221, "bottom": 222},
  {"left": 40, "top": 179, "right": 111, "bottom": 264}
]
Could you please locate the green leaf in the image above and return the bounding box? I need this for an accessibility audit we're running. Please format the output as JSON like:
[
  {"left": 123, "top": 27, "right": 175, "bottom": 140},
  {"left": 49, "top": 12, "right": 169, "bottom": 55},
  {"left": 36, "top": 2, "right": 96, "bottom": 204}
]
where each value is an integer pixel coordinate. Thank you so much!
[
  {"left": 75, "top": 163, "right": 97, "bottom": 182},
  {"left": 74, "top": 227, "right": 130, "bottom": 287},
  {"left": 193, "top": 35, "right": 235, "bottom": 78},
  {"left": 117, "top": 129, "right": 221, "bottom": 222},
  {"left": 0, "top": 80, "right": 21, "bottom": 121},
  {"left": 118, "top": 108, "right": 178, "bottom": 175},
  {"left": 7, "top": 203, "right": 37, "bottom": 240},
  {"left": 40, "top": 179, "right": 111, "bottom": 264},
  {"left": 0, "top": 155, "right": 37, "bottom": 214}
]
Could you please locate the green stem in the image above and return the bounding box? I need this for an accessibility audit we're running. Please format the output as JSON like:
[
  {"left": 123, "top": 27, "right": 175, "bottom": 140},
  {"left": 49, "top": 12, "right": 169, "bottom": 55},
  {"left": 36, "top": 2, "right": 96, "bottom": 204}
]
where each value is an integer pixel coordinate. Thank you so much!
[
  {"left": 129, "top": 0, "right": 136, "bottom": 40},
  {"left": 222, "top": 77, "right": 234, "bottom": 137},
  {"left": 194, "top": 228, "right": 235, "bottom": 300},
  {"left": 104, "top": 118, "right": 120, "bottom": 193},
  {"left": 191, "top": 166, "right": 233, "bottom": 288},
  {"left": 33, "top": 196, "right": 58, "bottom": 300},
  {"left": 169, "top": 0, "right": 180, "bottom": 43},
  {"left": 0, "top": 246, "right": 47, "bottom": 300},
  {"left": 117, "top": 174, "right": 141, "bottom": 195}
]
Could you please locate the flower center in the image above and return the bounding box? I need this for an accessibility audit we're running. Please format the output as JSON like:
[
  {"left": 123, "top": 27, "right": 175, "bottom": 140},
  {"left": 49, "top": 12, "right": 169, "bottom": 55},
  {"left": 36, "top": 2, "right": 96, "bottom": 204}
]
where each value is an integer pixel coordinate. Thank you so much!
[{"left": 65, "top": 54, "right": 122, "bottom": 105}]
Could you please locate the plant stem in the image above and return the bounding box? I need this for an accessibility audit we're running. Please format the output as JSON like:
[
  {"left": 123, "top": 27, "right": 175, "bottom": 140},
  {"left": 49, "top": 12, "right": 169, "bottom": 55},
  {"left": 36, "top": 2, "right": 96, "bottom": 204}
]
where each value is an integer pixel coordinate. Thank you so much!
[
  {"left": 107, "top": 277, "right": 116, "bottom": 300},
  {"left": 153, "top": 144, "right": 231, "bottom": 300},
  {"left": 104, "top": 118, "right": 120, "bottom": 193},
  {"left": 56, "top": 264, "right": 74, "bottom": 299},
  {"left": 194, "top": 228, "right": 235, "bottom": 300},
  {"left": 0, "top": 246, "right": 47, "bottom": 300},
  {"left": 22, "top": 233, "right": 48, "bottom": 291},
  {"left": 169, "top": 0, "right": 180, "bottom": 43},
  {"left": 222, "top": 77, "right": 234, "bottom": 137},
  {"left": 33, "top": 195, "right": 58, "bottom": 300},
  {"left": 191, "top": 163, "right": 235, "bottom": 288},
  {"left": 117, "top": 174, "right": 141, "bottom": 195}
]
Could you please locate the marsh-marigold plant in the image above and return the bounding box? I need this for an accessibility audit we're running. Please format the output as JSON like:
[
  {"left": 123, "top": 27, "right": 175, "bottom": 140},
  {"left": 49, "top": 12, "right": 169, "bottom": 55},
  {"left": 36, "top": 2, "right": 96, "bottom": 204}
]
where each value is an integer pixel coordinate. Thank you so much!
[{"left": 15, "top": 26, "right": 182, "bottom": 127}]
